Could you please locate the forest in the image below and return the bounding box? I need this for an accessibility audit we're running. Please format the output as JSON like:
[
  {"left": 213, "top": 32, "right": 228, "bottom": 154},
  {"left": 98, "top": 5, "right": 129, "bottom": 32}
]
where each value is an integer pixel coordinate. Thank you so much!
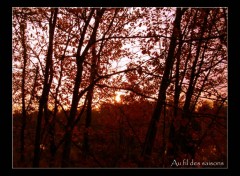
[{"left": 12, "top": 7, "right": 227, "bottom": 168}]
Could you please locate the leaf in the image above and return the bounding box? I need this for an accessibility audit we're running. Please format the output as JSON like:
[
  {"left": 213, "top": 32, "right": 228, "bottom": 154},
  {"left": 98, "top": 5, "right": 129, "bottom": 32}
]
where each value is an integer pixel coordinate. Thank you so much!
[
  {"left": 142, "top": 49, "right": 147, "bottom": 54},
  {"left": 137, "top": 67, "right": 142, "bottom": 75}
]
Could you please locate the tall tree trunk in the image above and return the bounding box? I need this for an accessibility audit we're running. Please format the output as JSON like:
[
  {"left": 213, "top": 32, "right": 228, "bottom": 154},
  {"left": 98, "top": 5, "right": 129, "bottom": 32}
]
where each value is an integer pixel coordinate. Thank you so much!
[
  {"left": 166, "top": 35, "right": 183, "bottom": 161},
  {"left": 141, "top": 8, "right": 184, "bottom": 160},
  {"left": 32, "top": 8, "right": 58, "bottom": 167},
  {"left": 83, "top": 37, "right": 97, "bottom": 157},
  {"left": 82, "top": 8, "right": 111, "bottom": 156},
  {"left": 61, "top": 9, "right": 94, "bottom": 167},
  {"left": 49, "top": 34, "right": 71, "bottom": 167},
  {"left": 61, "top": 9, "right": 104, "bottom": 167},
  {"left": 182, "top": 10, "right": 209, "bottom": 120},
  {"left": 167, "top": 9, "right": 191, "bottom": 160},
  {"left": 190, "top": 10, "right": 217, "bottom": 112},
  {"left": 176, "top": 9, "right": 210, "bottom": 159},
  {"left": 20, "top": 21, "right": 27, "bottom": 162},
  {"left": 83, "top": 89, "right": 93, "bottom": 157}
]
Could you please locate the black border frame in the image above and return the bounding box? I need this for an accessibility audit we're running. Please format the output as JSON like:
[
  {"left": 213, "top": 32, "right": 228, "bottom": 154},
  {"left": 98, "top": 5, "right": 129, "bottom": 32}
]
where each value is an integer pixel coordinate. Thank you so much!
[{"left": 2, "top": 0, "right": 238, "bottom": 175}]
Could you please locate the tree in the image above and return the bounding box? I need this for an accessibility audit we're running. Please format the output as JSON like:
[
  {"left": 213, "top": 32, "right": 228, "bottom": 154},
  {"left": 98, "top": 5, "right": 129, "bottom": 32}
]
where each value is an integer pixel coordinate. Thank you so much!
[
  {"left": 141, "top": 8, "right": 185, "bottom": 160},
  {"left": 15, "top": 9, "right": 28, "bottom": 162},
  {"left": 32, "top": 8, "right": 58, "bottom": 167},
  {"left": 60, "top": 8, "right": 103, "bottom": 167},
  {"left": 13, "top": 8, "right": 41, "bottom": 163}
]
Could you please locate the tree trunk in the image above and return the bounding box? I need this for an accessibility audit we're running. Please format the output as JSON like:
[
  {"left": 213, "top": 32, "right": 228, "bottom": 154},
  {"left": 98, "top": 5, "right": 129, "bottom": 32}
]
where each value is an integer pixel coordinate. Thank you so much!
[
  {"left": 182, "top": 10, "right": 209, "bottom": 120},
  {"left": 49, "top": 37, "right": 69, "bottom": 166},
  {"left": 61, "top": 9, "right": 105, "bottom": 167},
  {"left": 166, "top": 37, "right": 183, "bottom": 161},
  {"left": 32, "top": 8, "right": 58, "bottom": 167},
  {"left": 20, "top": 20, "right": 27, "bottom": 162},
  {"left": 167, "top": 9, "right": 198, "bottom": 158},
  {"left": 141, "top": 8, "right": 184, "bottom": 160},
  {"left": 83, "top": 89, "right": 93, "bottom": 157},
  {"left": 190, "top": 10, "right": 217, "bottom": 112},
  {"left": 83, "top": 41, "right": 97, "bottom": 157},
  {"left": 176, "top": 9, "right": 210, "bottom": 159}
]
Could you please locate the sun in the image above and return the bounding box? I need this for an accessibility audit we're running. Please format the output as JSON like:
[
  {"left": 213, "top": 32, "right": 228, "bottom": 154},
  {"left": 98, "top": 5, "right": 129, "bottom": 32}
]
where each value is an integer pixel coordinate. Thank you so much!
[
  {"left": 115, "top": 94, "right": 121, "bottom": 102},
  {"left": 115, "top": 92, "right": 122, "bottom": 102}
]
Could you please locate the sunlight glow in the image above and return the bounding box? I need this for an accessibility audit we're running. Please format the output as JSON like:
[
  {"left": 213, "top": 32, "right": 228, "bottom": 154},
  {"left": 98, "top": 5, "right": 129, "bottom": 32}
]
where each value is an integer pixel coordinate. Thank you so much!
[
  {"left": 115, "top": 92, "right": 123, "bottom": 102},
  {"left": 115, "top": 94, "right": 121, "bottom": 102}
]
